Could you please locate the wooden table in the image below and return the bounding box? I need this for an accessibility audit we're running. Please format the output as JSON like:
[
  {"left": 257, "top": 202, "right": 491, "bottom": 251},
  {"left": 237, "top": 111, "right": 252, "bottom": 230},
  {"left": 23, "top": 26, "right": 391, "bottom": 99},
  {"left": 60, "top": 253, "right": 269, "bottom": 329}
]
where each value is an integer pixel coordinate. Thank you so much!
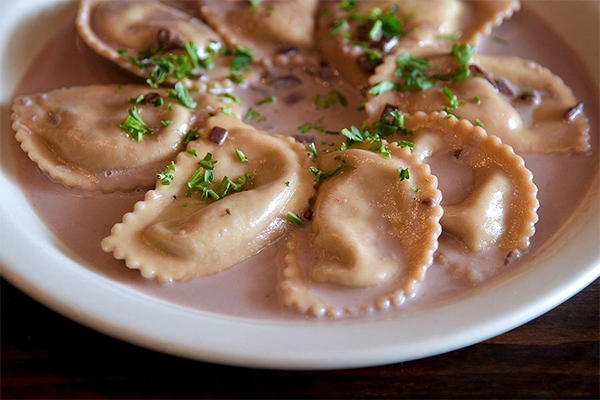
[{"left": 1, "top": 277, "right": 597, "bottom": 399}]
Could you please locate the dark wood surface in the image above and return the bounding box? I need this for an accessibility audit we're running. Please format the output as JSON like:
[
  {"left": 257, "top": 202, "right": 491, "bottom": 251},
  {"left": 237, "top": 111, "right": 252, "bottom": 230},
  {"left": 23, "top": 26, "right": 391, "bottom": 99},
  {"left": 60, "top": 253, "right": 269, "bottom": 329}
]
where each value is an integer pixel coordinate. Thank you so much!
[{"left": 1, "top": 277, "right": 598, "bottom": 399}]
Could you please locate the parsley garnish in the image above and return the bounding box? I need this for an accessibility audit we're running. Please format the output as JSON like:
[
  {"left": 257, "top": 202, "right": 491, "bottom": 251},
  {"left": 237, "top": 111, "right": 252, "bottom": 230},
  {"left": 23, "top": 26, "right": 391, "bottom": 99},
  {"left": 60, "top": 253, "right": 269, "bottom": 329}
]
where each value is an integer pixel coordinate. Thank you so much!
[
  {"left": 219, "top": 93, "right": 241, "bottom": 105},
  {"left": 244, "top": 107, "right": 262, "bottom": 121},
  {"left": 396, "top": 140, "right": 415, "bottom": 149},
  {"left": 236, "top": 149, "right": 249, "bottom": 163},
  {"left": 220, "top": 174, "right": 252, "bottom": 197},
  {"left": 372, "top": 108, "right": 413, "bottom": 136},
  {"left": 330, "top": 19, "right": 349, "bottom": 35},
  {"left": 369, "top": 80, "right": 396, "bottom": 96},
  {"left": 118, "top": 39, "right": 219, "bottom": 88},
  {"left": 187, "top": 153, "right": 252, "bottom": 203},
  {"left": 369, "top": 44, "right": 477, "bottom": 96},
  {"left": 339, "top": 0, "right": 357, "bottom": 11},
  {"left": 225, "top": 46, "right": 254, "bottom": 83},
  {"left": 157, "top": 161, "right": 176, "bottom": 185},
  {"left": 310, "top": 165, "right": 351, "bottom": 182},
  {"left": 312, "top": 90, "right": 348, "bottom": 109},
  {"left": 394, "top": 53, "right": 435, "bottom": 91},
  {"left": 341, "top": 125, "right": 392, "bottom": 158},
  {"left": 308, "top": 142, "right": 318, "bottom": 158},
  {"left": 168, "top": 81, "right": 197, "bottom": 109},
  {"left": 183, "top": 128, "right": 200, "bottom": 146},
  {"left": 256, "top": 96, "right": 276, "bottom": 105},
  {"left": 222, "top": 105, "right": 236, "bottom": 116},
  {"left": 286, "top": 211, "right": 305, "bottom": 225},
  {"left": 449, "top": 43, "right": 476, "bottom": 80},
  {"left": 443, "top": 86, "right": 460, "bottom": 108},
  {"left": 119, "top": 107, "right": 156, "bottom": 142},
  {"left": 398, "top": 167, "right": 410, "bottom": 181}
]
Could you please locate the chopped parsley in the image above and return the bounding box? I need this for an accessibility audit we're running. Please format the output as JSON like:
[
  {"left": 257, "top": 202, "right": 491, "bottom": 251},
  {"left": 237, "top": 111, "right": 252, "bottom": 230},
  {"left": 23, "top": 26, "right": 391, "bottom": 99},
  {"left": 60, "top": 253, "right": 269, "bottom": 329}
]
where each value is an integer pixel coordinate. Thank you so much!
[
  {"left": 168, "top": 81, "right": 197, "bottom": 109},
  {"left": 309, "top": 165, "right": 351, "bottom": 182},
  {"left": 346, "top": 5, "right": 405, "bottom": 40},
  {"left": 449, "top": 43, "right": 476, "bottom": 80},
  {"left": 330, "top": 19, "right": 349, "bottom": 36},
  {"left": 220, "top": 174, "right": 252, "bottom": 197},
  {"left": 222, "top": 105, "right": 236, "bottom": 116},
  {"left": 244, "top": 107, "right": 262, "bottom": 121},
  {"left": 224, "top": 45, "right": 254, "bottom": 83},
  {"left": 369, "top": 80, "right": 396, "bottom": 96},
  {"left": 286, "top": 211, "right": 305, "bottom": 225},
  {"left": 299, "top": 118, "right": 326, "bottom": 134},
  {"left": 442, "top": 86, "right": 460, "bottom": 109},
  {"left": 312, "top": 90, "right": 348, "bottom": 110},
  {"left": 341, "top": 125, "right": 392, "bottom": 158},
  {"left": 396, "top": 140, "right": 415, "bottom": 149},
  {"left": 157, "top": 161, "right": 176, "bottom": 185},
  {"left": 236, "top": 149, "right": 249, "bottom": 163},
  {"left": 394, "top": 53, "right": 435, "bottom": 91},
  {"left": 397, "top": 167, "right": 410, "bottom": 181},
  {"left": 437, "top": 32, "right": 462, "bottom": 41},
  {"left": 219, "top": 93, "right": 241, "bottom": 105},
  {"left": 119, "top": 107, "right": 156, "bottom": 142},
  {"left": 256, "top": 95, "right": 276, "bottom": 105},
  {"left": 369, "top": 43, "right": 477, "bottom": 96},
  {"left": 373, "top": 108, "right": 413, "bottom": 136},
  {"left": 183, "top": 128, "right": 200, "bottom": 146},
  {"left": 118, "top": 39, "right": 219, "bottom": 88},
  {"left": 187, "top": 152, "right": 252, "bottom": 203},
  {"left": 339, "top": 0, "right": 357, "bottom": 11},
  {"left": 308, "top": 142, "right": 318, "bottom": 158}
]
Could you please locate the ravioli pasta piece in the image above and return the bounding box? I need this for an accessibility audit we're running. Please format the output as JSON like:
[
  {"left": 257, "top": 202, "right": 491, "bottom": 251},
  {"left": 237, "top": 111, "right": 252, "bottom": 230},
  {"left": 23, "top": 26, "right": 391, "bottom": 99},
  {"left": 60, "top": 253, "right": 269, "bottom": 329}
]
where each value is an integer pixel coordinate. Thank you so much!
[
  {"left": 101, "top": 110, "right": 315, "bottom": 282},
  {"left": 316, "top": 0, "right": 520, "bottom": 89},
  {"left": 199, "top": 0, "right": 319, "bottom": 66},
  {"left": 77, "top": 0, "right": 240, "bottom": 91},
  {"left": 280, "top": 147, "right": 443, "bottom": 318},
  {"left": 12, "top": 84, "right": 227, "bottom": 192},
  {"left": 367, "top": 48, "right": 591, "bottom": 154},
  {"left": 399, "top": 111, "right": 539, "bottom": 254}
]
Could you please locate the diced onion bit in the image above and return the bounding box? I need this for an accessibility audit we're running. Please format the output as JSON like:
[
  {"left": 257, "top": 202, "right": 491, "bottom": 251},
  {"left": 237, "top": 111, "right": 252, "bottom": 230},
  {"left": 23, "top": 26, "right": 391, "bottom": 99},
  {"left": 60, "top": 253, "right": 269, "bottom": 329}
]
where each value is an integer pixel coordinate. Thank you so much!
[
  {"left": 563, "top": 102, "right": 584, "bottom": 122},
  {"left": 209, "top": 126, "right": 229, "bottom": 144}
]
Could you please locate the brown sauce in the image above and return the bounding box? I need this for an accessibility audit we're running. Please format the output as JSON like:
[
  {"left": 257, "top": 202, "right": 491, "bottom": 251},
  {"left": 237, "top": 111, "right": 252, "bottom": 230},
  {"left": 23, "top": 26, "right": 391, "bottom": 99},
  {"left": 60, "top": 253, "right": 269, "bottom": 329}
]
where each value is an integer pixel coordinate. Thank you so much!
[{"left": 7, "top": 4, "right": 598, "bottom": 320}]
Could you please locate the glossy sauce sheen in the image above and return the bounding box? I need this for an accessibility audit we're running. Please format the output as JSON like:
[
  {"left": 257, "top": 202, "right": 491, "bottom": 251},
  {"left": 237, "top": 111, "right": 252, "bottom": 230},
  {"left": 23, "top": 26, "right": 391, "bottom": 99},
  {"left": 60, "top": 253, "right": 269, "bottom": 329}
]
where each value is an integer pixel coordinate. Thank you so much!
[{"left": 9, "top": 5, "right": 598, "bottom": 320}]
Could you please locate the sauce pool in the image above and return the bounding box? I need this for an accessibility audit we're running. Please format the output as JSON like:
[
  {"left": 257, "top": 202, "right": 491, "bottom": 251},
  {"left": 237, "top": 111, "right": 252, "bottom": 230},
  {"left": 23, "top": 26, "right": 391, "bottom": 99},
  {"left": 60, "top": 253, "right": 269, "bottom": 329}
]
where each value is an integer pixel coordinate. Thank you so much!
[{"left": 7, "top": 4, "right": 599, "bottom": 321}]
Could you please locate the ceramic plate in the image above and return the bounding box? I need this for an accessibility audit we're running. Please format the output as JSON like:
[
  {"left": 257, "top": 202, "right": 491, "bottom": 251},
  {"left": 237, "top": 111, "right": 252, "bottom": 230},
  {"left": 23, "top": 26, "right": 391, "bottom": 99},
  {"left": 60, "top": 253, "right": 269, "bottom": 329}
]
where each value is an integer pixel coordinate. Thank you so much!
[{"left": 1, "top": 0, "right": 598, "bottom": 370}]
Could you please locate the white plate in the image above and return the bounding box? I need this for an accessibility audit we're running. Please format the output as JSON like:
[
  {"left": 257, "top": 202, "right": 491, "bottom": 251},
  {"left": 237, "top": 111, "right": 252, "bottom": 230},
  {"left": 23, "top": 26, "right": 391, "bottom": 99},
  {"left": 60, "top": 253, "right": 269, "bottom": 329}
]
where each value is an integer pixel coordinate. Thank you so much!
[{"left": 1, "top": 0, "right": 599, "bottom": 370}]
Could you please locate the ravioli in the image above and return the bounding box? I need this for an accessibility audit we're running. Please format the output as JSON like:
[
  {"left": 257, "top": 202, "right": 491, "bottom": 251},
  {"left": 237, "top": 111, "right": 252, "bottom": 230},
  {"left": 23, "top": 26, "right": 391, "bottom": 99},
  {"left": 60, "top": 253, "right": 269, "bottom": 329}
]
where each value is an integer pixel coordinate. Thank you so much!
[
  {"left": 101, "top": 110, "right": 315, "bottom": 282},
  {"left": 199, "top": 0, "right": 319, "bottom": 66},
  {"left": 12, "top": 84, "right": 228, "bottom": 192},
  {"left": 366, "top": 48, "right": 591, "bottom": 154},
  {"left": 77, "top": 0, "right": 249, "bottom": 91},
  {"left": 399, "top": 111, "right": 539, "bottom": 254},
  {"left": 316, "top": 0, "right": 520, "bottom": 89},
  {"left": 280, "top": 146, "right": 443, "bottom": 318}
]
